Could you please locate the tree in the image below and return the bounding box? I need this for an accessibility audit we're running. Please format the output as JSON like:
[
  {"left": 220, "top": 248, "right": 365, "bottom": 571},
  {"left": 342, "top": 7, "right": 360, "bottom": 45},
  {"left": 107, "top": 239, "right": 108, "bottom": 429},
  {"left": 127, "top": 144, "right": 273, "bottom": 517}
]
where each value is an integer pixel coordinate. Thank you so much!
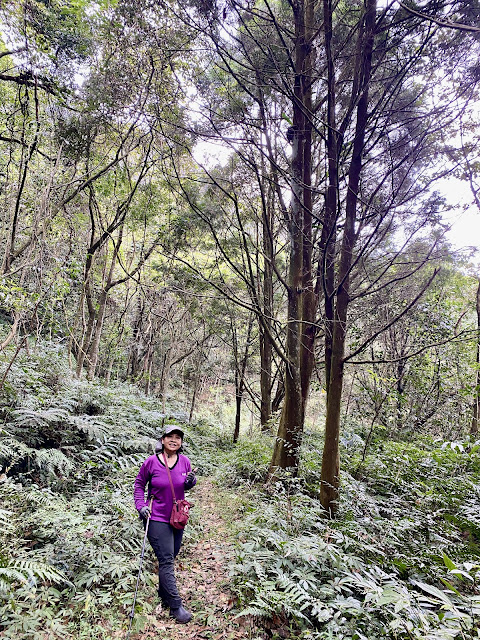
[{"left": 171, "top": 0, "right": 480, "bottom": 514}]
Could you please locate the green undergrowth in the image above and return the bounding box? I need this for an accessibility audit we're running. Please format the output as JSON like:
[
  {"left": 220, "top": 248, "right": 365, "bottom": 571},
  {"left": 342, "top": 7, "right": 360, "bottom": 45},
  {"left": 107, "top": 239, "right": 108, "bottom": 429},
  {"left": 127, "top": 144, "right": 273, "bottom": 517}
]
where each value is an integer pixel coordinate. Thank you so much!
[
  {"left": 0, "top": 341, "right": 203, "bottom": 639},
  {"left": 219, "top": 430, "right": 480, "bottom": 640},
  {"left": 2, "top": 337, "right": 480, "bottom": 640}
]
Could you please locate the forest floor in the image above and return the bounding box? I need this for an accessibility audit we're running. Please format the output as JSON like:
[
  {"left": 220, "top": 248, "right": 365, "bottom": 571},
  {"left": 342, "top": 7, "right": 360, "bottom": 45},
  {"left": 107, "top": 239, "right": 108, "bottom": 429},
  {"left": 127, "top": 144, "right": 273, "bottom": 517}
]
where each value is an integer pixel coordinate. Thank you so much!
[{"left": 135, "top": 480, "right": 262, "bottom": 640}]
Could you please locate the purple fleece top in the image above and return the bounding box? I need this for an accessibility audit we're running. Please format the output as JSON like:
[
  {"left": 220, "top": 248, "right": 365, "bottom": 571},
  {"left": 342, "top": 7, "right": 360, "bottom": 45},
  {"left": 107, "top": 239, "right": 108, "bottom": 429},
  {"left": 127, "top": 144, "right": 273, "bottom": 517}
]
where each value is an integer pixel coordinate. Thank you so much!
[{"left": 134, "top": 454, "right": 196, "bottom": 522}]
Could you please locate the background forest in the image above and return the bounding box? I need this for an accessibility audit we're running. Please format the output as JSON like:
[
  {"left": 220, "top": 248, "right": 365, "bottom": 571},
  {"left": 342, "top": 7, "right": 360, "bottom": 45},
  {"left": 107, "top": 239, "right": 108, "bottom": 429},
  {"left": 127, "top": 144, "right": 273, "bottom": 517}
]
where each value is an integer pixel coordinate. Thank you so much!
[{"left": 2, "top": 0, "right": 480, "bottom": 638}]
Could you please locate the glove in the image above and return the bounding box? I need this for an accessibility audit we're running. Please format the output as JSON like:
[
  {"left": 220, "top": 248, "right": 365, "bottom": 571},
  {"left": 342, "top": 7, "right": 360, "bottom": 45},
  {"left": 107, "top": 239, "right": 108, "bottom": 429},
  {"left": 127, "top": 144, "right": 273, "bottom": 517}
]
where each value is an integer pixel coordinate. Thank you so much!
[
  {"left": 184, "top": 470, "right": 196, "bottom": 489},
  {"left": 139, "top": 505, "right": 151, "bottom": 519}
]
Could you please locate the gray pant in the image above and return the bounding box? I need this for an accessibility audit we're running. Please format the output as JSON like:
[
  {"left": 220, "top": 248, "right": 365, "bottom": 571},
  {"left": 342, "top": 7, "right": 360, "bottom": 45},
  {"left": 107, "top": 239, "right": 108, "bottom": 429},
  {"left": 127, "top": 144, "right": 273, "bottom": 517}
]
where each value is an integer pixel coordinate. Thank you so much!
[{"left": 146, "top": 520, "right": 184, "bottom": 609}]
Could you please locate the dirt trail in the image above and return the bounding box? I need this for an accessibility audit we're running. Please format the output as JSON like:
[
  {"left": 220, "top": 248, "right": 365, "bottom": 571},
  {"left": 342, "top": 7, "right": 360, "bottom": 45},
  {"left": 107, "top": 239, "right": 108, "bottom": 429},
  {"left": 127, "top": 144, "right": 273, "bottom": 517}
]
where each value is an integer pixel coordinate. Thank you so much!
[{"left": 137, "top": 480, "right": 259, "bottom": 640}]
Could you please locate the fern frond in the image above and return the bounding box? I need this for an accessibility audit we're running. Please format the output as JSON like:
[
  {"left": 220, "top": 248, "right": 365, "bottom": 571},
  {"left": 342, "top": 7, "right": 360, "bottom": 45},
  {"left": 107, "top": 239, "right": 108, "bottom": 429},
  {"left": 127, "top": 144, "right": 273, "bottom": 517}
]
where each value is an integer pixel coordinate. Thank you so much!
[
  {"left": 0, "top": 566, "right": 28, "bottom": 588},
  {"left": 0, "top": 507, "right": 14, "bottom": 534},
  {"left": 12, "top": 407, "right": 70, "bottom": 428},
  {"left": 69, "top": 415, "right": 109, "bottom": 440},
  {"left": 14, "top": 558, "right": 72, "bottom": 586},
  {"left": 33, "top": 448, "right": 73, "bottom": 474},
  {"left": 0, "top": 557, "right": 71, "bottom": 596}
]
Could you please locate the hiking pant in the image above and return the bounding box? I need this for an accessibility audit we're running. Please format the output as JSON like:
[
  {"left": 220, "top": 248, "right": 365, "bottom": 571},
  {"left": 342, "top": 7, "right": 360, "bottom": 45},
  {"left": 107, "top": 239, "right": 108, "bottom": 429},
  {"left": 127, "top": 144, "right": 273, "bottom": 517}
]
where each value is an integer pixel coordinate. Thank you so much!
[{"left": 146, "top": 520, "right": 184, "bottom": 609}]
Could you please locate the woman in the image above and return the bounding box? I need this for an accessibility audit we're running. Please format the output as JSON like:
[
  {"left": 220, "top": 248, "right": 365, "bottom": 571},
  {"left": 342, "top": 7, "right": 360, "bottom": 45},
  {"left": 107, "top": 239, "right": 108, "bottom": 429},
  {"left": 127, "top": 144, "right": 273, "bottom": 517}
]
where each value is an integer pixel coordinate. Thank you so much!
[{"left": 134, "top": 424, "right": 196, "bottom": 624}]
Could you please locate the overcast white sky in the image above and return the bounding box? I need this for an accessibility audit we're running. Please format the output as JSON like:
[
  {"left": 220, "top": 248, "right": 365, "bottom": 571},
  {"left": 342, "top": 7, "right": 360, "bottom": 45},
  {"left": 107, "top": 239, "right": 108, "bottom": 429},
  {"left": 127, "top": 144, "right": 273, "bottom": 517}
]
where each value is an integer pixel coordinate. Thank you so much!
[{"left": 439, "top": 177, "right": 480, "bottom": 259}]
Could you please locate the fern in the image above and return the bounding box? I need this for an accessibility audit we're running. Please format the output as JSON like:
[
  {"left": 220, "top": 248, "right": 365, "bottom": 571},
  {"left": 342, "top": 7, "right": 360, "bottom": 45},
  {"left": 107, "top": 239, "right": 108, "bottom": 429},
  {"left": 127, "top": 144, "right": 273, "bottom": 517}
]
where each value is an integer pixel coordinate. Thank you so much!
[
  {"left": 68, "top": 415, "right": 109, "bottom": 440},
  {"left": 0, "top": 556, "right": 71, "bottom": 596},
  {"left": 12, "top": 407, "right": 70, "bottom": 429},
  {"left": 33, "top": 448, "right": 73, "bottom": 474}
]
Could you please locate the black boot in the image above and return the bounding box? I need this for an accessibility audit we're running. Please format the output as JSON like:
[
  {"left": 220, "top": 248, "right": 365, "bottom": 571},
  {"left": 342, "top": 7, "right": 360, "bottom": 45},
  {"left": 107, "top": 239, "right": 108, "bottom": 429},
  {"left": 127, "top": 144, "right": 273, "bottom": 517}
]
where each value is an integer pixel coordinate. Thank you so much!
[{"left": 170, "top": 605, "right": 192, "bottom": 623}]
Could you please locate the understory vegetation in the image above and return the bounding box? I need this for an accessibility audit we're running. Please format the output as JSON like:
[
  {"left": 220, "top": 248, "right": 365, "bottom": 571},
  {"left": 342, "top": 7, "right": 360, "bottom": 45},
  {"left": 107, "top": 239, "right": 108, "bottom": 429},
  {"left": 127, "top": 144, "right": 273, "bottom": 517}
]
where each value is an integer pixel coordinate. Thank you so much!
[
  {"left": 2, "top": 1, "right": 480, "bottom": 638},
  {"left": 1, "top": 337, "right": 480, "bottom": 640}
]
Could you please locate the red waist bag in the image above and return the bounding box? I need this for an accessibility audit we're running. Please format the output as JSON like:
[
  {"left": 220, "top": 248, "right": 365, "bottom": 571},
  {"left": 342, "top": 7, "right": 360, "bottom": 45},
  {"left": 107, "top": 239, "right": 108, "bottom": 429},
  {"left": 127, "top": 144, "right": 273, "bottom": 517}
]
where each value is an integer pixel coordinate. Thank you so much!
[{"left": 170, "top": 498, "right": 191, "bottom": 529}]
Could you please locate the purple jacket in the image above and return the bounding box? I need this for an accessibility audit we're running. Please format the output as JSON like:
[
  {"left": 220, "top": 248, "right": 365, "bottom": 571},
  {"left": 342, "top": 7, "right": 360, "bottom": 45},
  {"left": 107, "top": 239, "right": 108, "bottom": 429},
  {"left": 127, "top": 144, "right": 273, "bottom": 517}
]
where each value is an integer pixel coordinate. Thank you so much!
[{"left": 134, "top": 453, "right": 196, "bottom": 522}]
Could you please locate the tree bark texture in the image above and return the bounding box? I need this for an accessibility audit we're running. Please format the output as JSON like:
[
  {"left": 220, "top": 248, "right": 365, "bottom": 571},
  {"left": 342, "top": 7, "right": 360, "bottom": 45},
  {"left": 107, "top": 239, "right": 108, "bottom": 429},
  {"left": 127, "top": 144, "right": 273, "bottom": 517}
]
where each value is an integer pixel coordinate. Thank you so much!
[
  {"left": 260, "top": 196, "right": 274, "bottom": 429},
  {"left": 320, "top": 0, "right": 377, "bottom": 515},
  {"left": 233, "top": 315, "right": 253, "bottom": 443},
  {"left": 269, "top": 0, "right": 316, "bottom": 475},
  {"left": 471, "top": 279, "right": 480, "bottom": 435}
]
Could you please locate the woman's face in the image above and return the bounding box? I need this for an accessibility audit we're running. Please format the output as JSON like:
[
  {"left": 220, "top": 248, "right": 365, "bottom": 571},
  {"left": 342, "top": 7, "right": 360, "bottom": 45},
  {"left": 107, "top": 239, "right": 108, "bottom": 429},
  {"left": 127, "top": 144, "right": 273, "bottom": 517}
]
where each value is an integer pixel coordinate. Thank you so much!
[{"left": 162, "top": 432, "right": 183, "bottom": 455}]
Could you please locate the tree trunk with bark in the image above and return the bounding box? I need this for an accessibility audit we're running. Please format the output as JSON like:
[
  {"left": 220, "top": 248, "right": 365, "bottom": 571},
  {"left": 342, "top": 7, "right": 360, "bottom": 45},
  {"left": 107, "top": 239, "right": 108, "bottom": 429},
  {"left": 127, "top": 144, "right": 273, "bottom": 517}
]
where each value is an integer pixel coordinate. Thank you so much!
[
  {"left": 233, "top": 314, "right": 254, "bottom": 443},
  {"left": 472, "top": 279, "right": 480, "bottom": 435},
  {"left": 320, "top": 0, "right": 377, "bottom": 515},
  {"left": 260, "top": 205, "right": 274, "bottom": 429},
  {"left": 269, "top": 0, "right": 315, "bottom": 474}
]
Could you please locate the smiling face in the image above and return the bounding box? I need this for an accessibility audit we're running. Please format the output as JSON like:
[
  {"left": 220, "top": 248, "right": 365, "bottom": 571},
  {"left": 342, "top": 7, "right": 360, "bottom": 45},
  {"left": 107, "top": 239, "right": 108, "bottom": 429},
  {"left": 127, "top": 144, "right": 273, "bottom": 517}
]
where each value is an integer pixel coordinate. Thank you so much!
[{"left": 161, "top": 431, "right": 183, "bottom": 455}]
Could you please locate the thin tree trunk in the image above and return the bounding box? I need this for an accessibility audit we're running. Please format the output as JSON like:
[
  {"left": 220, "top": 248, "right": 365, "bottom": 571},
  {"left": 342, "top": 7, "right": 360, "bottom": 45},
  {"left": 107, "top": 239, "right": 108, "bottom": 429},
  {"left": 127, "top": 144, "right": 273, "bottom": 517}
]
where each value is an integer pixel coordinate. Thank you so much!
[
  {"left": 156, "top": 348, "right": 173, "bottom": 412},
  {"left": 189, "top": 357, "right": 202, "bottom": 423},
  {"left": 105, "top": 359, "right": 113, "bottom": 385},
  {"left": 471, "top": 279, "right": 480, "bottom": 435},
  {"left": 144, "top": 344, "right": 154, "bottom": 395},
  {"left": 233, "top": 315, "right": 253, "bottom": 442},
  {"left": 260, "top": 185, "right": 274, "bottom": 429},
  {"left": 86, "top": 228, "right": 123, "bottom": 380},
  {"left": 234, "top": 369, "right": 243, "bottom": 443},
  {"left": 319, "top": 0, "right": 339, "bottom": 396},
  {"left": 3, "top": 85, "right": 40, "bottom": 275},
  {"left": 86, "top": 287, "right": 109, "bottom": 381},
  {"left": 76, "top": 290, "right": 95, "bottom": 378},
  {"left": 76, "top": 191, "right": 98, "bottom": 378},
  {"left": 320, "top": 0, "right": 377, "bottom": 515},
  {"left": 0, "top": 312, "right": 20, "bottom": 352}
]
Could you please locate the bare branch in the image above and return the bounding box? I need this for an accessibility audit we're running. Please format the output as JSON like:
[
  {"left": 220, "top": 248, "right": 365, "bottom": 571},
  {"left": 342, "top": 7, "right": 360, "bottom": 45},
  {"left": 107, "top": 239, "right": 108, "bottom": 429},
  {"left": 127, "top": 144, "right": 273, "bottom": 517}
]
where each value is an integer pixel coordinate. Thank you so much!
[{"left": 398, "top": 1, "right": 480, "bottom": 33}]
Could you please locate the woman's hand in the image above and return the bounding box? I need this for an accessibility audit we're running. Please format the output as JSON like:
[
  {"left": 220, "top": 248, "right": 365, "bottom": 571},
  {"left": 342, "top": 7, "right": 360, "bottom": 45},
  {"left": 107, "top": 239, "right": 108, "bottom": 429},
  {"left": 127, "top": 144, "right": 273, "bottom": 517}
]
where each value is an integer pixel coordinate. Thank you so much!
[
  {"left": 184, "top": 469, "right": 197, "bottom": 489},
  {"left": 139, "top": 505, "right": 151, "bottom": 519}
]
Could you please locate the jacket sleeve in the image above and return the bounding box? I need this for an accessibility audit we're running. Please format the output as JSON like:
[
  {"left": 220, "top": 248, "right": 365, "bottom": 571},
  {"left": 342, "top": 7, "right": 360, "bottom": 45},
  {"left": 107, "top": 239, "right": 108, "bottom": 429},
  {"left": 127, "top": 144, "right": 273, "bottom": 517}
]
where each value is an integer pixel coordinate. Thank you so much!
[{"left": 134, "top": 459, "right": 151, "bottom": 511}]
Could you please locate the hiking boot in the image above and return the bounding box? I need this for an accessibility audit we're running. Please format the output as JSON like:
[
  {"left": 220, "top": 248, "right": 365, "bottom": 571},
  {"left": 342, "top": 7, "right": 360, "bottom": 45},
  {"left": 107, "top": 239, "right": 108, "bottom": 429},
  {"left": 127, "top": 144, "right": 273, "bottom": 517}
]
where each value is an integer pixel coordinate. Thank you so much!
[{"left": 169, "top": 605, "right": 192, "bottom": 623}]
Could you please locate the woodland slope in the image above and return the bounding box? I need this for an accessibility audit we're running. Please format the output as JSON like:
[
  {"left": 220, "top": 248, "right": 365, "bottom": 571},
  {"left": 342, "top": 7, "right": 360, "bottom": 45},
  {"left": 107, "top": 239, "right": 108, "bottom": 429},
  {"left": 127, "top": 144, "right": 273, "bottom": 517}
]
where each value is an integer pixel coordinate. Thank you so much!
[{"left": 1, "top": 338, "right": 480, "bottom": 640}]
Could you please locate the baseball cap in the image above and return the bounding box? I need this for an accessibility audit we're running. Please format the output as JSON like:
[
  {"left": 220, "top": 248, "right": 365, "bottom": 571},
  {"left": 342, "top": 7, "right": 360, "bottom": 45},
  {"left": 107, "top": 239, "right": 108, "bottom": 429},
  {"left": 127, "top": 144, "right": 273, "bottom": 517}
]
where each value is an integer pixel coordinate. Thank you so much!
[{"left": 161, "top": 425, "right": 185, "bottom": 438}]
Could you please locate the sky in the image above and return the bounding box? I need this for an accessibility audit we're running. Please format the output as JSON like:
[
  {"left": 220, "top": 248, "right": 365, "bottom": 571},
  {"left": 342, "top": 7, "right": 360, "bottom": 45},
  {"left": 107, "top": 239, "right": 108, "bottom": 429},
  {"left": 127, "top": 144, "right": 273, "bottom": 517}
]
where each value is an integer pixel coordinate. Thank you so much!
[
  {"left": 439, "top": 177, "right": 480, "bottom": 261},
  {"left": 193, "top": 139, "right": 480, "bottom": 263}
]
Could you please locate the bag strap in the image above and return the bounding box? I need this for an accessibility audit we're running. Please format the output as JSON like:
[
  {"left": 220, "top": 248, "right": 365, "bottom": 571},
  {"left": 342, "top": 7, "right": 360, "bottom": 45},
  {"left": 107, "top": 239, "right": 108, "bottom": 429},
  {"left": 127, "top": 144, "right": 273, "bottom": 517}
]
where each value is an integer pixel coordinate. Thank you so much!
[{"left": 162, "top": 452, "right": 177, "bottom": 504}]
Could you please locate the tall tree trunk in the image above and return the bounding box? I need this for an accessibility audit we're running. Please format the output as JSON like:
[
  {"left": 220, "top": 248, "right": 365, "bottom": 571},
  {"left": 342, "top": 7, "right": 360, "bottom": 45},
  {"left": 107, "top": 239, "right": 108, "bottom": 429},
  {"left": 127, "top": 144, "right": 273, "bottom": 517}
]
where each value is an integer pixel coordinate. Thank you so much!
[
  {"left": 396, "top": 358, "right": 406, "bottom": 430},
  {"left": 269, "top": 0, "right": 313, "bottom": 474},
  {"left": 189, "top": 356, "right": 202, "bottom": 423},
  {"left": 2, "top": 85, "right": 40, "bottom": 275},
  {"left": 127, "top": 298, "right": 145, "bottom": 379},
  {"left": 471, "top": 279, "right": 480, "bottom": 435},
  {"left": 86, "top": 287, "right": 110, "bottom": 381},
  {"left": 320, "top": 0, "right": 377, "bottom": 515},
  {"left": 234, "top": 368, "right": 243, "bottom": 443},
  {"left": 259, "top": 328, "right": 272, "bottom": 429},
  {"left": 299, "top": 0, "right": 317, "bottom": 408},
  {"left": 76, "top": 283, "right": 96, "bottom": 378},
  {"left": 319, "top": 0, "right": 339, "bottom": 396},
  {"left": 144, "top": 343, "right": 154, "bottom": 395},
  {"left": 156, "top": 348, "right": 173, "bottom": 413},
  {"left": 75, "top": 191, "right": 99, "bottom": 378},
  {"left": 256, "top": 75, "right": 283, "bottom": 431},
  {"left": 233, "top": 314, "right": 254, "bottom": 443},
  {"left": 260, "top": 198, "right": 274, "bottom": 429},
  {"left": 86, "top": 228, "right": 123, "bottom": 381}
]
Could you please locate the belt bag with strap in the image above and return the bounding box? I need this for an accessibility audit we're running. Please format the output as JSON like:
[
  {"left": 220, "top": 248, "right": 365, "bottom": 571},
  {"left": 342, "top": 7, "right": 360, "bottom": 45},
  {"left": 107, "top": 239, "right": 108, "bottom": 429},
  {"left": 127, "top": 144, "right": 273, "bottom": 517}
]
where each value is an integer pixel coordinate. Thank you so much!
[{"left": 162, "top": 453, "right": 191, "bottom": 530}]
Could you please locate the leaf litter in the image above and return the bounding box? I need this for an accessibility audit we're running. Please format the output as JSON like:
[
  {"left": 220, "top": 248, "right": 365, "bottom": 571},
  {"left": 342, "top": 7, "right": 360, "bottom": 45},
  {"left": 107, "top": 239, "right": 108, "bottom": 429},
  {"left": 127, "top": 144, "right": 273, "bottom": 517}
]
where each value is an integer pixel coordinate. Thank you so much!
[{"left": 135, "top": 480, "right": 263, "bottom": 640}]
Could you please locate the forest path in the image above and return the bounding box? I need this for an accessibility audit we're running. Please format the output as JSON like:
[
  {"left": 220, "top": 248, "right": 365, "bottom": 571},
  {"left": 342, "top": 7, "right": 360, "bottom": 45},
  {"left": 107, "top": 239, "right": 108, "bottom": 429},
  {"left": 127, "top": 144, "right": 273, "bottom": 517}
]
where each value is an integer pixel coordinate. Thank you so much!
[{"left": 137, "top": 479, "right": 258, "bottom": 640}]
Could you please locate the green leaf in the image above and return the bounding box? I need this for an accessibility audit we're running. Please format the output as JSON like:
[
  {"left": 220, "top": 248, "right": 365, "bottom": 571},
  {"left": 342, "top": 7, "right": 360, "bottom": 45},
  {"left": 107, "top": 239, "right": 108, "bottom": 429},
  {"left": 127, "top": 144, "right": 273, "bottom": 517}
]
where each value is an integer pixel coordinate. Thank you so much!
[
  {"left": 439, "top": 577, "right": 461, "bottom": 596},
  {"left": 411, "top": 580, "right": 454, "bottom": 607},
  {"left": 442, "top": 552, "right": 457, "bottom": 572}
]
